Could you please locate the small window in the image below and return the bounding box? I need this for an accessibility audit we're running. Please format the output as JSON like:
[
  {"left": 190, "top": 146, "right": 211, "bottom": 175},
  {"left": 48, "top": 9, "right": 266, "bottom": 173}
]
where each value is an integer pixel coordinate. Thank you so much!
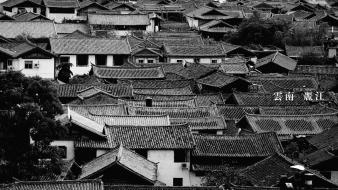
[
  {"left": 57, "top": 146, "right": 67, "bottom": 159},
  {"left": 33, "top": 7, "right": 37, "bottom": 13},
  {"left": 60, "top": 56, "right": 70, "bottom": 63},
  {"left": 176, "top": 60, "right": 183, "bottom": 63},
  {"left": 147, "top": 59, "right": 154, "bottom": 63},
  {"left": 211, "top": 59, "right": 218, "bottom": 63},
  {"left": 173, "top": 178, "right": 183, "bottom": 186},
  {"left": 76, "top": 55, "right": 88, "bottom": 66},
  {"left": 134, "top": 149, "right": 148, "bottom": 158},
  {"left": 174, "top": 150, "right": 186, "bottom": 162},
  {"left": 137, "top": 59, "right": 144, "bottom": 63},
  {"left": 24, "top": 61, "right": 33, "bottom": 69},
  {"left": 95, "top": 55, "right": 107, "bottom": 66},
  {"left": 194, "top": 58, "right": 200, "bottom": 63},
  {"left": 7, "top": 60, "right": 12, "bottom": 66}
]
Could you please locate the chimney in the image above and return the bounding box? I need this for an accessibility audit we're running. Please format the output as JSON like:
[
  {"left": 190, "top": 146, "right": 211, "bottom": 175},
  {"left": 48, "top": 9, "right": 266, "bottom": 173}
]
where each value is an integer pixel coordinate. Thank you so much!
[{"left": 146, "top": 97, "right": 153, "bottom": 107}]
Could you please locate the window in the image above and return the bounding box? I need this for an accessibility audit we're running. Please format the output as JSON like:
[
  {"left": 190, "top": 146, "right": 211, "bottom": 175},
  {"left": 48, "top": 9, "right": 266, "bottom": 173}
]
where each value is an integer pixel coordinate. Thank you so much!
[
  {"left": 95, "top": 55, "right": 107, "bottom": 66},
  {"left": 33, "top": 7, "right": 37, "bottom": 13},
  {"left": 60, "top": 56, "right": 70, "bottom": 63},
  {"left": 134, "top": 149, "right": 148, "bottom": 158},
  {"left": 211, "top": 59, "right": 218, "bottom": 63},
  {"left": 57, "top": 146, "right": 67, "bottom": 159},
  {"left": 7, "top": 60, "right": 12, "bottom": 66},
  {"left": 18, "top": 7, "right": 25, "bottom": 13},
  {"left": 49, "top": 7, "right": 75, "bottom": 13},
  {"left": 147, "top": 59, "right": 154, "bottom": 63},
  {"left": 76, "top": 55, "right": 88, "bottom": 66},
  {"left": 194, "top": 58, "right": 200, "bottom": 63},
  {"left": 173, "top": 178, "right": 183, "bottom": 186},
  {"left": 24, "top": 61, "right": 33, "bottom": 69},
  {"left": 176, "top": 60, "right": 183, "bottom": 63},
  {"left": 137, "top": 59, "right": 144, "bottom": 63},
  {"left": 174, "top": 150, "right": 186, "bottom": 162}
]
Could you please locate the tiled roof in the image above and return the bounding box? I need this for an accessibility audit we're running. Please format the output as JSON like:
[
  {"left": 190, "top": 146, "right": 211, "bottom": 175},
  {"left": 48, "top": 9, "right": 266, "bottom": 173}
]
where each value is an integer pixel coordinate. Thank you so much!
[
  {"left": 135, "top": 63, "right": 185, "bottom": 75},
  {"left": 248, "top": 75, "right": 319, "bottom": 93},
  {"left": 292, "top": 65, "right": 338, "bottom": 75},
  {"left": 105, "top": 124, "right": 195, "bottom": 149},
  {"left": 12, "top": 12, "right": 50, "bottom": 21},
  {"left": 239, "top": 153, "right": 338, "bottom": 187},
  {"left": 133, "top": 93, "right": 196, "bottom": 101},
  {"left": 195, "top": 93, "right": 225, "bottom": 106},
  {"left": 133, "top": 86, "right": 194, "bottom": 95},
  {"left": 79, "top": 0, "right": 108, "bottom": 10},
  {"left": 67, "top": 108, "right": 106, "bottom": 137},
  {"left": 308, "top": 126, "right": 338, "bottom": 150},
  {"left": 1, "top": 0, "right": 43, "bottom": 8},
  {"left": 0, "top": 41, "right": 54, "bottom": 58},
  {"left": 0, "top": 21, "right": 57, "bottom": 38},
  {"left": 259, "top": 105, "right": 338, "bottom": 115},
  {"left": 149, "top": 36, "right": 204, "bottom": 46},
  {"left": 57, "top": 84, "right": 132, "bottom": 98},
  {"left": 4, "top": 179, "right": 103, "bottom": 190},
  {"left": 170, "top": 117, "right": 227, "bottom": 130},
  {"left": 126, "top": 79, "right": 191, "bottom": 89},
  {"left": 128, "top": 106, "right": 219, "bottom": 118},
  {"left": 121, "top": 98, "right": 197, "bottom": 107},
  {"left": 239, "top": 113, "right": 338, "bottom": 137},
  {"left": 173, "top": 62, "right": 216, "bottom": 79},
  {"left": 87, "top": 115, "right": 170, "bottom": 126},
  {"left": 43, "top": 0, "right": 79, "bottom": 8},
  {"left": 164, "top": 45, "right": 225, "bottom": 57},
  {"left": 285, "top": 45, "right": 324, "bottom": 57},
  {"left": 67, "top": 104, "right": 127, "bottom": 117},
  {"left": 93, "top": 65, "right": 165, "bottom": 79},
  {"left": 199, "top": 20, "right": 235, "bottom": 33},
  {"left": 255, "top": 52, "right": 297, "bottom": 71},
  {"left": 104, "top": 185, "right": 219, "bottom": 190},
  {"left": 88, "top": 14, "right": 150, "bottom": 26},
  {"left": 50, "top": 38, "right": 130, "bottom": 54},
  {"left": 186, "top": 6, "right": 243, "bottom": 20},
  {"left": 197, "top": 71, "right": 250, "bottom": 88},
  {"left": 302, "top": 149, "right": 335, "bottom": 166},
  {"left": 55, "top": 23, "right": 89, "bottom": 34},
  {"left": 192, "top": 132, "right": 283, "bottom": 157},
  {"left": 76, "top": 86, "right": 117, "bottom": 100},
  {"left": 226, "top": 92, "right": 313, "bottom": 106},
  {"left": 220, "top": 63, "right": 249, "bottom": 74},
  {"left": 79, "top": 145, "right": 158, "bottom": 183},
  {"left": 217, "top": 104, "right": 259, "bottom": 121}
]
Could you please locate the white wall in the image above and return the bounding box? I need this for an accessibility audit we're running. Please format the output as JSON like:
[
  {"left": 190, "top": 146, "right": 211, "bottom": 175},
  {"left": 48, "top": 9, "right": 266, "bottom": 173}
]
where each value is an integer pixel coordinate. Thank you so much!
[
  {"left": 97, "top": 149, "right": 108, "bottom": 157},
  {"left": 135, "top": 58, "right": 157, "bottom": 64},
  {"left": 12, "top": 58, "right": 55, "bottom": 79},
  {"left": 168, "top": 58, "right": 194, "bottom": 64},
  {"left": 147, "top": 150, "right": 192, "bottom": 186},
  {"left": 107, "top": 55, "right": 114, "bottom": 66},
  {"left": 331, "top": 171, "right": 338, "bottom": 185},
  {"left": 4, "top": 7, "right": 41, "bottom": 15},
  {"left": 328, "top": 48, "right": 336, "bottom": 58},
  {"left": 168, "top": 58, "right": 223, "bottom": 64},
  {"left": 50, "top": 140, "right": 75, "bottom": 160},
  {"left": 64, "top": 54, "right": 116, "bottom": 76},
  {"left": 186, "top": 17, "right": 199, "bottom": 29},
  {"left": 46, "top": 8, "right": 78, "bottom": 23},
  {"left": 200, "top": 58, "right": 223, "bottom": 64}
]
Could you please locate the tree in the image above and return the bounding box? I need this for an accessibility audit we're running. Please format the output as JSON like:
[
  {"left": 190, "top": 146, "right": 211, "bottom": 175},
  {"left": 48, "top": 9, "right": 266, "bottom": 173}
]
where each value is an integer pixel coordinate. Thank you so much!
[
  {"left": 228, "top": 11, "right": 292, "bottom": 48},
  {"left": 0, "top": 72, "right": 66, "bottom": 182},
  {"left": 57, "top": 62, "right": 73, "bottom": 84}
]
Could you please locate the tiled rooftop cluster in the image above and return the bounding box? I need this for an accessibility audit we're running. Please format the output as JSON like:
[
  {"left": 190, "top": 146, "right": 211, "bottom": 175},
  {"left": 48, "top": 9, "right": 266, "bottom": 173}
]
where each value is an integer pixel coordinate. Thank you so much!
[{"left": 1, "top": 0, "right": 338, "bottom": 188}]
